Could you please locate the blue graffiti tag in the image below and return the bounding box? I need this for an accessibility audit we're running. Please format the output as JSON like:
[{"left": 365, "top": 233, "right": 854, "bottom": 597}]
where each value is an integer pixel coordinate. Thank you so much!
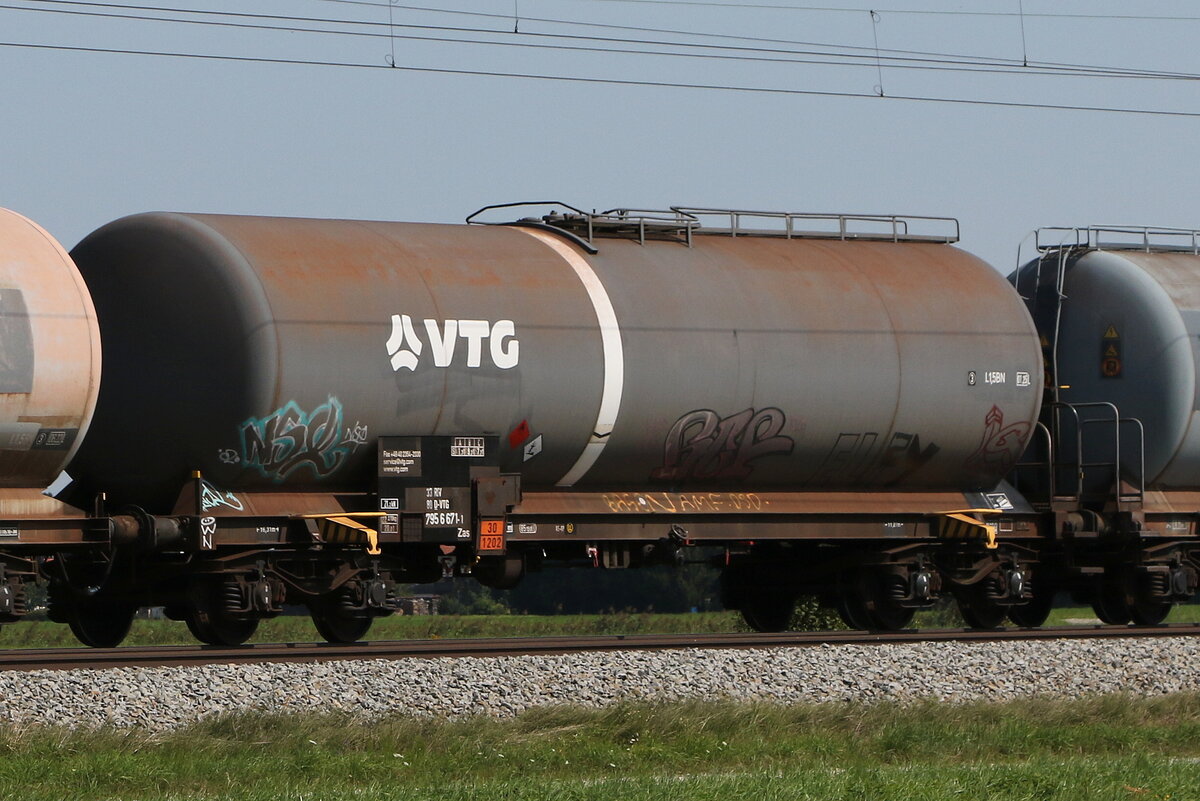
[{"left": 239, "top": 396, "right": 365, "bottom": 482}]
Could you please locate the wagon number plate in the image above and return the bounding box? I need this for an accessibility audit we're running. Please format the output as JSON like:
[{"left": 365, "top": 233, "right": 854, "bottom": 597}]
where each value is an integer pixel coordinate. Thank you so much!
[{"left": 477, "top": 520, "right": 505, "bottom": 552}]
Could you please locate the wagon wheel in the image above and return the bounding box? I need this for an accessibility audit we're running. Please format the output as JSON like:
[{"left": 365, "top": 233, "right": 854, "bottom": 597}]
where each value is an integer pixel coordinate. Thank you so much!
[
  {"left": 49, "top": 582, "right": 136, "bottom": 648},
  {"left": 838, "top": 568, "right": 914, "bottom": 632},
  {"left": 1129, "top": 599, "right": 1171, "bottom": 626},
  {"left": 1129, "top": 572, "right": 1173, "bottom": 626},
  {"left": 1090, "top": 578, "right": 1132, "bottom": 626},
  {"left": 185, "top": 612, "right": 259, "bottom": 647},
  {"left": 308, "top": 588, "right": 374, "bottom": 643},
  {"left": 956, "top": 585, "right": 1007, "bottom": 630},
  {"left": 739, "top": 591, "right": 795, "bottom": 633},
  {"left": 958, "top": 598, "right": 1006, "bottom": 629},
  {"left": 862, "top": 570, "right": 916, "bottom": 631},
  {"left": 67, "top": 601, "right": 136, "bottom": 648},
  {"left": 1008, "top": 583, "right": 1054, "bottom": 628},
  {"left": 310, "top": 606, "right": 374, "bottom": 643},
  {"left": 835, "top": 571, "right": 872, "bottom": 630},
  {"left": 867, "top": 599, "right": 915, "bottom": 632},
  {"left": 185, "top": 578, "right": 259, "bottom": 646}
]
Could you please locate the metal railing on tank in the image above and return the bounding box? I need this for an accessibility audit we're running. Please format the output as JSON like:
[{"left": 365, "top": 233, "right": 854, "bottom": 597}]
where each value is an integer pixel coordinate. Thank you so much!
[
  {"left": 1012, "top": 421, "right": 1056, "bottom": 508},
  {"left": 672, "top": 207, "right": 959, "bottom": 243},
  {"left": 1036, "top": 226, "right": 1200, "bottom": 254},
  {"left": 467, "top": 202, "right": 960, "bottom": 248}
]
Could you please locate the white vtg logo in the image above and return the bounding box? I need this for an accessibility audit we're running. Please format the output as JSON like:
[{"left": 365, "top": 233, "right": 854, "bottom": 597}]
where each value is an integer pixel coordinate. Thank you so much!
[{"left": 386, "top": 314, "right": 520, "bottom": 372}]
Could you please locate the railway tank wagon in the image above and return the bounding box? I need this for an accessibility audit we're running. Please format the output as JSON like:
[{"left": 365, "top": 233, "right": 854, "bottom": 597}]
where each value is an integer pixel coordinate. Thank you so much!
[
  {"left": 59, "top": 204, "right": 1045, "bottom": 641},
  {"left": 1013, "top": 227, "right": 1200, "bottom": 625},
  {"left": 0, "top": 209, "right": 100, "bottom": 489},
  {"left": 0, "top": 208, "right": 141, "bottom": 644}
]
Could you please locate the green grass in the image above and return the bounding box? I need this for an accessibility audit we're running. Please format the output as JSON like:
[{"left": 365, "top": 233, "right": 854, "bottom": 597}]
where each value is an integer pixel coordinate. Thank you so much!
[
  {"left": 914, "top": 602, "right": 1200, "bottom": 630},
  {"left": 1045, "top": 603, "right": 1200, "bottom": 626},
  {"left": 0, "top": 611, "right": 745, "bottom": 649},
  {"left": 2, "top": 695, "right": 1200, "bottom": 799},
  {"left": 3, "top": 602, "right": 1200, "bottom": 649}
]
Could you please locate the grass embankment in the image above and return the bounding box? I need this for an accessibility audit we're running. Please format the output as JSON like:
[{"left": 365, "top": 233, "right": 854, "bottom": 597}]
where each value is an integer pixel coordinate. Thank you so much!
[
  {"left": 2, "top": 696, "right": 1199, "bottom": 799},
  {"left": 0, "top": 612, "right": 745, "bottom": 649},
  {"left": 922, "top": 603, "right": 1200, "bottom": 629},
  {"left": 3, "top": 604, "right": 1199, "bottom": 648}
]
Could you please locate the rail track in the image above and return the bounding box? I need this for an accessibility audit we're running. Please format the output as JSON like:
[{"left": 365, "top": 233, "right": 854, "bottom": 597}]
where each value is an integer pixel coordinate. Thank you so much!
[{"left": 2, "top": 624, "right": 1199, "bottom": 672}]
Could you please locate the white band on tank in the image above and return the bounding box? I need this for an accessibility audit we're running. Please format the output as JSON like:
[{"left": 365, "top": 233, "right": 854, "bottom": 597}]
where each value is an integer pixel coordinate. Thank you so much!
[{"left": 519, "top": 228, "right": 624, "bottom": 487}]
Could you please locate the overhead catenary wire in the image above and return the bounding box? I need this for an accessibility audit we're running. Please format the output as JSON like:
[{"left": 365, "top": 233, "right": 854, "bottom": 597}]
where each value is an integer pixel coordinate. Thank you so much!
[
  {"left": 9, "top": 0, "right": 1193, "bottom": 79},
  {"left": 554, "top": 0, "right": 1200, "bottom": 22},
  {"left": 3, "top": 37, "right": 1200, "bottom": 119},
  {"left": 8, "top": 0, "right": 1200, "bottom": 82},
  {"left": 0, "top": 2, "right": 1184, "bottom": 80},
  {"left": 311, "top": 0, "right": 1200, "bottom": 77},
  {"left": 3, "top": 0, "right": 1200, "bottom": 117}
]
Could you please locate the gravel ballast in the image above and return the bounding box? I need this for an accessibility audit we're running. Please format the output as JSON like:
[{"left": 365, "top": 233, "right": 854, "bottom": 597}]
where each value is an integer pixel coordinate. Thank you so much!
[{"left": 1, "top": 637, "right": 1198, "bottom": 730}]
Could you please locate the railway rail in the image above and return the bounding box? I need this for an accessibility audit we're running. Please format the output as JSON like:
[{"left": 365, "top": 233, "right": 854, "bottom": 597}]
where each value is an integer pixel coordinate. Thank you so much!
[{"left": 3, "top": 624, "right": 1199, "bottom": 672}]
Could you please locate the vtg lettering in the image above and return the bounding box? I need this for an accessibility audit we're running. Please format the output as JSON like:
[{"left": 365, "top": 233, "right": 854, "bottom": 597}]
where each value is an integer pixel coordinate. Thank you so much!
[{"left": 387, "top": 314, "right": 520, "bottom": 372}]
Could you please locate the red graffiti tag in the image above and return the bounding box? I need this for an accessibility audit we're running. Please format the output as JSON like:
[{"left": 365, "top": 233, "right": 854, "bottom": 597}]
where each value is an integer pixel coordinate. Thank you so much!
[{"left": 964, "top": 405, "right": 1031, "bottom": 478}]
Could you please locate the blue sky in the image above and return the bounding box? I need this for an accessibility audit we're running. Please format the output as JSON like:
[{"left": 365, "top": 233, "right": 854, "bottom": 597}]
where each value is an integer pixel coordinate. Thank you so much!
[{"left": 4, "top": 0, "right": 1199, "bottom": 270}]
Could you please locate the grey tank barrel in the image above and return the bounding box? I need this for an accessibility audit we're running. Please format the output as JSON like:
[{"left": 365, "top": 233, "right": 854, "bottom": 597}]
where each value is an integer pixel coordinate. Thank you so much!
[{"left": 65, "top": 211, "right": 1043, "bottom": 513}]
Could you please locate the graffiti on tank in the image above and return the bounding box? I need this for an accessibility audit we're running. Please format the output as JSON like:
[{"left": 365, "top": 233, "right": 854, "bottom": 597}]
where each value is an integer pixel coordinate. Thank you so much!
[
  {"left": 602, "top": 491, "right": 769, "bottom": 513},
  {"left": 343, "top": 421, "right": 369, "bottom": 448},
  {"left": 386, "top": 314, "right": 520, "bottom": 372},
  {"left": 217, "top": 449, "right": 240, "bottom": 466},
  {"left": 200, "top": 479, "right": 245, "bottom": 512},
  {"left": 816, "top": 431, "right": 941, "bottom": 486},
  {"left": 342, "top": 422, "right": 369, "bottom": 449},
  {"left": 239, "top": 396, "right": 367, "bottom": 482},
  {"left": 651, "top": 408, "right": 795, "bottom": 481},
  {"left": 963, "top": 405, "right": 1030, "bottom": 477}
]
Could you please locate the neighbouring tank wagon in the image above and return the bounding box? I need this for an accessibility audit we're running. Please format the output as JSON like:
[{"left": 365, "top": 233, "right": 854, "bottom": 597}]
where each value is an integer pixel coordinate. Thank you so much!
[
  {"left": 1016, "top": 228, "right": 1200, "bottom": 489},
  {"left": 0, "top": 208, "right": 100, "bottom": 496}
]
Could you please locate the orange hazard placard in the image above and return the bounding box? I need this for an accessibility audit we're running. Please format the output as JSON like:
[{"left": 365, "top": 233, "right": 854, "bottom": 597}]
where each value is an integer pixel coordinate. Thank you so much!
[{"left": 477, "top": 519, "right": 505, "bottom": 552}]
